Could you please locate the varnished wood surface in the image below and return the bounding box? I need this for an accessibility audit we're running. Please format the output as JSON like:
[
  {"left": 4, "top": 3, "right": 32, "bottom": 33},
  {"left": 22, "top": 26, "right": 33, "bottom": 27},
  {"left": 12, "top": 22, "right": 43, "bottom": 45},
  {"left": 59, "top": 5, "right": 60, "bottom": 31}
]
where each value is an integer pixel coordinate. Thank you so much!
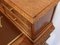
[
  {"left": 34, "top": 22, "right": 54, "bottom": 42},
  {"left": 0, "top": 12, "right": 55, "bottom": 45},
  {"left": 0, "top": 0, "right": 58, "bottom": 41},
  {"left": 0, "top": 0, "right": 59, "bottom": 45},
  {"left": 11, "top": 35, "right": 33, "bottom": 45},
  {"left": 0, "top": 12, "right": 21, "bottom": 45},
  {"left": 10, "top": 0, "right": 52, "bottom": 17},
  {"left": 4, "top": 0, "right": 59, "bottom": 23},
  {"left": 8, "top": 22, "right": 54, "bottom": 45},
  {"left": 34, "top": 23, "right": 54, "bottom": 45},
  {"left": 1, "top": 1, "right": 56, "bottom": 40}
]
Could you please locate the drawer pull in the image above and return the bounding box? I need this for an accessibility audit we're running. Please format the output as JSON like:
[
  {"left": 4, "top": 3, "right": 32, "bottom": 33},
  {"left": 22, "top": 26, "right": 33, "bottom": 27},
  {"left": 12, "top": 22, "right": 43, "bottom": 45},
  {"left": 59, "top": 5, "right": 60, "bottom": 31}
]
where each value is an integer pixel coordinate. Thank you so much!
[
  {"left": 0, "top": 16, "right": 3, "bottom": 28},
  {"left": 13, "top": 18, "right": 17, "bottom": 21}
]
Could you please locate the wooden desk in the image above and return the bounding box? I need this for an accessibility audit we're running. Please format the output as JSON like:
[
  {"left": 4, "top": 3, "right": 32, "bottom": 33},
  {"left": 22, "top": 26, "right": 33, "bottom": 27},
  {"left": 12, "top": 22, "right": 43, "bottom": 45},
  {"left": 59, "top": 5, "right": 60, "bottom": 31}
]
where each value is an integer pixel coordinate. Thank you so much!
[{"left": 0, "top": 0, "right": 59, "bottom": 45}]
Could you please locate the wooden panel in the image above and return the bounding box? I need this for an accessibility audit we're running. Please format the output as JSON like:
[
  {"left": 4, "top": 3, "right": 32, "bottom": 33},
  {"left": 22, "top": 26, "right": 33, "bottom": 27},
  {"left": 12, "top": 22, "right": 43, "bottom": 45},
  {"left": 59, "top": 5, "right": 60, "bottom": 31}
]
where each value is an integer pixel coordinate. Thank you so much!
[
  {"left": 2, "top": 3, "right": 32, "bottom": 38},
  {"left": 9, "top": 0, "right": 52, "bottom": 17},
  {"left": 0, "top": 0, "right": 58, "bottom": 45},
  {"left": 9, "top": 35, "right": 32, "bottom": 45},
  {"left": 0, "top": 12, "right": 21, "bottom": 45},
  {"left": 1, "top": 1, "right": 31, "bottom": 29},
  {"left": 31, "top": 7, "right": 54, "bottom": 39},
  {"left": 1, "top": 0, "right": 57, "bottom": 41},
  {"left": 34, "top": 23, "right": 54, "bottom": 45}
]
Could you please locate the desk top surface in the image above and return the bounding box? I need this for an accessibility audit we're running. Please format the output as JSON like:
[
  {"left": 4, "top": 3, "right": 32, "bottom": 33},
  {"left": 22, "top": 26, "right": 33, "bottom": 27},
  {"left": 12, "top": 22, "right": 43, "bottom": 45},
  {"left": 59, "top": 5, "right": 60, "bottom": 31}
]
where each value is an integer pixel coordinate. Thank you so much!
[
  {"left": 10, "top": 0, "right": 52, "bottom": 17},
  {"left": 4, "top": 0, "right": 58, "bottom": 23}
]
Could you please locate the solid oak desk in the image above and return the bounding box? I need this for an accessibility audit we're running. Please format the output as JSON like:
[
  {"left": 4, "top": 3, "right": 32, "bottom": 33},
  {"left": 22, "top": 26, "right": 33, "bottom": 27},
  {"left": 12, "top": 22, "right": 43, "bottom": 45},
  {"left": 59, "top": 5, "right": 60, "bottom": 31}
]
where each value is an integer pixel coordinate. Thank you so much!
[{"left": 0, "top": 0, "right": 59, "bottom": 45}]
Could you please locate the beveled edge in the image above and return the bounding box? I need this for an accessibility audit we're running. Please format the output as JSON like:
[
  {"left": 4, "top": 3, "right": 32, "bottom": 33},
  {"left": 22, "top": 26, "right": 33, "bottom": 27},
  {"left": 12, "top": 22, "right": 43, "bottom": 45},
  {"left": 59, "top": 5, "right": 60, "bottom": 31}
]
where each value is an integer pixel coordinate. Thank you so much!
[{"left": 4, "top": 0, "right": 59, "bottom": 24}]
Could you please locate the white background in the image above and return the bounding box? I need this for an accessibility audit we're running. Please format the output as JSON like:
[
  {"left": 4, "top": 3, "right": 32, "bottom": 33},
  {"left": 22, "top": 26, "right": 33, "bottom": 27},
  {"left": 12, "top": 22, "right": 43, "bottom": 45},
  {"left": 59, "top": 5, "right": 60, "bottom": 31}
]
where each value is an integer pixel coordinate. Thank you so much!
[{"left": 46, "top": 1, "right": 60, "bottom": 45}]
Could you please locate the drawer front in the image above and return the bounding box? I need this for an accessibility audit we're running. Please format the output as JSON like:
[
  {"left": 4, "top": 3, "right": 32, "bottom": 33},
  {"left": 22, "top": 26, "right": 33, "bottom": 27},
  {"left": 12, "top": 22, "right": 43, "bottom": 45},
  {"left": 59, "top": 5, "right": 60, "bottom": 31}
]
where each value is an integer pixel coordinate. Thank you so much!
[
  {"left": 2, "top": 3, "right": 32, "bottom": 38},
  {"left": 1, "top": 1, "right": 31, "bottom": 29},
  {"left": 0, "top": 12, "right": 22, "bottom": 45},
  {"left": 3, "top": 4, "right": 31, "bottom": 29}
]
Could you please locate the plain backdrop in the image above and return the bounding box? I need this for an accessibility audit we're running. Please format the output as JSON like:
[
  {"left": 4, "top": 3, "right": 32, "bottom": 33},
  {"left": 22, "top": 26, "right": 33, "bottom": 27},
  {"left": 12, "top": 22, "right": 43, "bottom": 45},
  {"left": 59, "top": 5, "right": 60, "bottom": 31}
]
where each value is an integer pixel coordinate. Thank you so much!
[{"left": 46, "top": 1, "right": 60, "bottom": 45}]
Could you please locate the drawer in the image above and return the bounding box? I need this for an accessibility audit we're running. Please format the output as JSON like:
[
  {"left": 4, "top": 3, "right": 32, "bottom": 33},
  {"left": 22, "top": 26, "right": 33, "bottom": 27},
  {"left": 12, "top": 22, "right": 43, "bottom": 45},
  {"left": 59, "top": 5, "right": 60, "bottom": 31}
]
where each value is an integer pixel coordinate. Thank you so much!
[
  {"left": 8, "top": 35, "right": 32, "bottom": 45},
  {"left": 2, "top": 3, "right": 32, "bottom": 38},
  {"left": 1, "top": 2, "right": 31, "bottom": 30},
  {"left": 0, "top": 12, "right": 22, "bottom": 45}
]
